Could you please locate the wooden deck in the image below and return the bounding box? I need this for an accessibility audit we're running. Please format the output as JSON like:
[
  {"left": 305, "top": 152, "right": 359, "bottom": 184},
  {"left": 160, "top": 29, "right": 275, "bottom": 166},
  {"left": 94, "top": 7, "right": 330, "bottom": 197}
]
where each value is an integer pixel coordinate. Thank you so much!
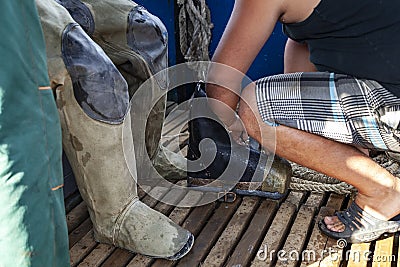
[{"left": 66, "top": 105, "right": 400, "bottom": 267}]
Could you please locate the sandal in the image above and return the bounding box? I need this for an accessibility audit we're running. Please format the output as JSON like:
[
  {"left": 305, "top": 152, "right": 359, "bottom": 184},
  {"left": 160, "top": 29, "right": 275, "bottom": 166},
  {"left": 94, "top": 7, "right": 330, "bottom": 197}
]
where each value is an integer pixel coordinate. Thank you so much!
[{"left": 318, "top": 202, "right": 400, "bottom": 243}]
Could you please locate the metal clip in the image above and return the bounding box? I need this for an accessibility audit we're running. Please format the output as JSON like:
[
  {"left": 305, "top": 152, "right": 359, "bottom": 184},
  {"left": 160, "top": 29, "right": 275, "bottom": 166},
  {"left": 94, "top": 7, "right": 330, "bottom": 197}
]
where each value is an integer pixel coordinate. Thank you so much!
[{"left": 217, "top": 190, "right": 237, "bottom": 203}]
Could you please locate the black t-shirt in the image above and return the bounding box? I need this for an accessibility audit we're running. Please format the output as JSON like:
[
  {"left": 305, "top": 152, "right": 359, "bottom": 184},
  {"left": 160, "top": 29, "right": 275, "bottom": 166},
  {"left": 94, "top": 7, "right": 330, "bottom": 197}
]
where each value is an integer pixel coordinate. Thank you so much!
[{"left": 283, "top": 0, "right": 400, "bottom": 97}]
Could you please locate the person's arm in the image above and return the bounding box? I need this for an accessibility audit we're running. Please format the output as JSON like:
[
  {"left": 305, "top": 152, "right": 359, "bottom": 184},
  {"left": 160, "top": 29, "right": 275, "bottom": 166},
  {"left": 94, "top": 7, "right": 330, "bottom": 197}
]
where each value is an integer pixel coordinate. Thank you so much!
[
  {"left": 206, "top": 0, "right": 285, "bottom": 127},
  {"left": 284, "top": 38, "right": 317, "bottom": 73}
]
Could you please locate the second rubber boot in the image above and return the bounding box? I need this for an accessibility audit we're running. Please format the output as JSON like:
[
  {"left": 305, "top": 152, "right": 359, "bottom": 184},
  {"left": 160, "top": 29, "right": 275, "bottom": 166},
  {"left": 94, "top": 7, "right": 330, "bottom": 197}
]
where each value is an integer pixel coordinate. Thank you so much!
[
  {"left": 37, "top": 0, "right": 193, "bottom": 259},
  {"left": 60, "top": 0, "right": 186, "bottom": 180},
  {"left": 187, "top": 83, "right": 292, "bottom": 199}
]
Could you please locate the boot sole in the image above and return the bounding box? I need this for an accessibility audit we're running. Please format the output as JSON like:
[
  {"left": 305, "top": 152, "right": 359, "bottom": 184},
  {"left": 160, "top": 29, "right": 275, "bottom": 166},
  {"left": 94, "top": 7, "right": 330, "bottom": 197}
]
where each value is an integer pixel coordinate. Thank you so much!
[{"left": 187, "top": 177, "right": 288, "bottom": 200}]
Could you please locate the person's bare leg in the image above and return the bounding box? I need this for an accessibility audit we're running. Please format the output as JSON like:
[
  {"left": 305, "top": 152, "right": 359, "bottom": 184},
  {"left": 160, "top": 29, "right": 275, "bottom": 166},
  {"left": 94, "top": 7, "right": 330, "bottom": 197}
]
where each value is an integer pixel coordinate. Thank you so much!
[{"left": 239, "top": 83, "right": 400, "bottom": 232}]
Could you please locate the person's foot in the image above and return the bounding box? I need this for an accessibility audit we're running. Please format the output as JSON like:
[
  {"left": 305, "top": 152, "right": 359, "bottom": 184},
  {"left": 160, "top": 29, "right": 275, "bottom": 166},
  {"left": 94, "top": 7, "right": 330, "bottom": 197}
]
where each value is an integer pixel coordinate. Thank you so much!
[{"left": 323, "top": 177, "right": 400, "bottom": 233}]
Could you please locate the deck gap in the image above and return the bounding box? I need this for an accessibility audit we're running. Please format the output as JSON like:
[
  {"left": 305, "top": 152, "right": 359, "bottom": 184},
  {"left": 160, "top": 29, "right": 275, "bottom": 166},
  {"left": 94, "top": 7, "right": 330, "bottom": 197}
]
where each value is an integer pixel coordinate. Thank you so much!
[
  {"left": 197, "top": 198, "right": 245, "bottom": 265},
  {"left": 367, "top": 241, "right": 376, "bottom": 267},
  {"left": 219, "top": 197, "right": 263, "bottom": 267},
  {"left": 391, "top": 233, "right": 399, "bottom": 267},
  {"left": 246, "top": 200, "right": 280, "bottom": 266},
  {"left": 296, "top": 195, "right": 329, "bottom": 267},
  {"left": 265, "top": 203, "right": 299, "bottom": 267}
]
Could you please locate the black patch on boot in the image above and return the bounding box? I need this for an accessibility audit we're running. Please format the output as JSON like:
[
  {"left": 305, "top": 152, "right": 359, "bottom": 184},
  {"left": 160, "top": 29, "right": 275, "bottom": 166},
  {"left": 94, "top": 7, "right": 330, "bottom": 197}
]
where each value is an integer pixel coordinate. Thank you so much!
[
  {"left": 61, "top": 23, "right": 129, "bottom": 124},
  {"left": 55, "top": 0, "right": 95, "bottom": 36},
  {"left": 127, "top": 5, "right": 168, "bottom": 89}
]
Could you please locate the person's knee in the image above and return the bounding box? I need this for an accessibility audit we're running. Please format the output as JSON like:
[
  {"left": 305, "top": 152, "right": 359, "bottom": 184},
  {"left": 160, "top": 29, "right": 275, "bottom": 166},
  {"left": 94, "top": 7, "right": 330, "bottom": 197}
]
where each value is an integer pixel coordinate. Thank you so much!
[{"left": 238, "top": 83, "right": 262, "bottom": 141}]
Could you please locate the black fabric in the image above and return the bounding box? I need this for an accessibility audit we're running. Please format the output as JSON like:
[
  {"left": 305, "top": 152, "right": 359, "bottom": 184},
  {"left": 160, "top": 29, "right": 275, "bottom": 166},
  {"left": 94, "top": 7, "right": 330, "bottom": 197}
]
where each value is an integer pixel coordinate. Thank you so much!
[
  {"left": 55, "top": 0, "right": 95, "bottom": 35},
  {"left": 61, "top": 23, "right": 129, "bottom": 124},
  {"left": 283, "top": 0, "right": 400, "bottom": 97}
]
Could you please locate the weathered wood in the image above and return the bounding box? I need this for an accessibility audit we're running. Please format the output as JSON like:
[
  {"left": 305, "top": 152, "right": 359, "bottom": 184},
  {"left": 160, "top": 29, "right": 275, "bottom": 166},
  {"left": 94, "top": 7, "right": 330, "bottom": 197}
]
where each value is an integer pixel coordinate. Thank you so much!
[
  {"left": 251, "top": 191, "right": 305, "bottom": 267},
  {"left": 372, "top": 235, "right": 395, "bottom": 267},
  {"left": 274, "top": 194, "right": 324, "bottom": 267},
  {"left": 346, "top": 243, "right": 371, "bottom": 267},
  {"left": 162, "top": 109, "right": 188, "bottom": 136},
  {"left": 77, "top": 244, "right": 115, "bottom": 267},
  {"left": 69, "top": 219, "right": 93, "bottom": 249},
  {"left": 226, "top": 199, "right": 278, "bottom": 267},
  {"left": 301, "top": 194, "right": 346, "bottom": 267},
  {"left": 176, "top": 199, "right": 242, "bottom": 267},
  {"left": 99, "top": 249, "right": 134, "bottom": 267},
  {"left": 317, "top": 195, "right": 347, "bottom": 267},
  {"left": 70, "top": 230, "right": 97, "bottom": 267},
  {"left": 67, "top": 202, "right": 89, "bottom": 234},
  {"left": 202, "top": 197, "right": 259, "bottom": 266}
]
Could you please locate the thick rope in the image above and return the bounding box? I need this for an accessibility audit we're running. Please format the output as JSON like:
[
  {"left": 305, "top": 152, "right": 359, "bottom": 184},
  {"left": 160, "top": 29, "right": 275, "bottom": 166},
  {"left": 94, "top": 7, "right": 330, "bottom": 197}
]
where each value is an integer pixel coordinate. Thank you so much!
[
  {"left": 177, "top": 0, "right": 213, "bottom": 78},
  {"left": 289, "top": 163, "right": 356, "bottom": 194},
  {"left": 289, "top": 153, "right": 400, "bottom": 194}
]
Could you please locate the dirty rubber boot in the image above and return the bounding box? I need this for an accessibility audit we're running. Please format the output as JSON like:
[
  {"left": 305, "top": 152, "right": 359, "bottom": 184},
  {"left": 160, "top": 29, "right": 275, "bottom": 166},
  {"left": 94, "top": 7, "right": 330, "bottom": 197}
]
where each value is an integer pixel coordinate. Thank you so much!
[
  {"left": 36, "top": 0, "right": 193, "bottom": 259},
  {"left": 59, "top": 0, "right": 186, "bottom": 180},
  {"left": 187, "top": 83, "right": 292, "bottom": 199}
]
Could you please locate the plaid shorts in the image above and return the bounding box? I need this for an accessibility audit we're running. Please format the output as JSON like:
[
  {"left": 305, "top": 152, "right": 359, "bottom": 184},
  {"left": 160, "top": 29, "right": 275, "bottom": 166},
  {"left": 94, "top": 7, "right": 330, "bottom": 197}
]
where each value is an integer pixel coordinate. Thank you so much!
[{"left": 255, "top": 72, "right": 400, "bottom": 152}]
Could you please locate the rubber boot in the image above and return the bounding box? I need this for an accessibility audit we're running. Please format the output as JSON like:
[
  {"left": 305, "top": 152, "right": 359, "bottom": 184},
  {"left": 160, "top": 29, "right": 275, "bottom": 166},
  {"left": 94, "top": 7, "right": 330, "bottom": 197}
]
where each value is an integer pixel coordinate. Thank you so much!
[
  {"left": 58, "top": 0, "right": 186, "bottom": 180},
  {"left": 187, "top": 83, "right": 292, "bottom": 199},
  {"left": 36, "top": 0, "right": 193, "bottom": 259}
]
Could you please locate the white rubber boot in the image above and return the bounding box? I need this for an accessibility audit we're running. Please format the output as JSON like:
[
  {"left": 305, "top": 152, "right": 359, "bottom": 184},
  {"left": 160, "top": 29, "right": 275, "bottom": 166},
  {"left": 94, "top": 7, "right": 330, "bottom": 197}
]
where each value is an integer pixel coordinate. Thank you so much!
[{"left": 36, "top": 0, "right": 193, "bottom": 259}]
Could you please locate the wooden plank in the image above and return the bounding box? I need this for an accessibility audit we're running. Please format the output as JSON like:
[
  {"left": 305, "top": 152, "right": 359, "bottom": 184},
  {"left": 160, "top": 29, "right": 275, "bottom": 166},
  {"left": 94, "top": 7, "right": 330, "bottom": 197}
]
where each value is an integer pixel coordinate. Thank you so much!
[
  {"left": 251, "top": 191, "right": 305, "bottom": 267},
  {"left": 70, "top": 230, "right": 97, "bottom": 267},
  {"left": 99, "top": 248, "right": 134, "bottom": 267},
  {"left": 162, "top": 109, "right": 188, "bottom": 136},
  {"left": 69, "top": 218, "right": 93, "bottom": 249},
  {"left": 274, "top": 194, "right": 324, "bottom": 267},
  {"left": 347, "top": 243, "right": 371, "bottom": 267},
  {"left": 301, "top": 194, "right": 346, "bottom": 267},
  {"left": 372, "top": 235, "right": 395, "bottom": 267},
  {"left": 225, "top": 199, "right": 279, "bottom": 267},
  {"left": 317, "top": 195, "right": 349, "bottom": 267},
  {"left": 151, "top": 200, "right": 217, "bottom": 267},
  {"left": 176, "top": 199, "right": 242, "bottom": 267},
  {"left": 67, "top": 202, "right": 89, "bottom": 234},
  {"left": 77, "top": 244, "right": 115, "bottom": 267},
  {"left": 202, "top": 197, "right": 259, "bottom": 266}
]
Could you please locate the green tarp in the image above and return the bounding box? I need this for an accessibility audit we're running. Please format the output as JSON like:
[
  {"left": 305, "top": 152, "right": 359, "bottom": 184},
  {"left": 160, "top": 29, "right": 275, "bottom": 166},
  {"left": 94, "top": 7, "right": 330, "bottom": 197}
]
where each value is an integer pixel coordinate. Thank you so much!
[{"left": 0, "top": 1, "right": 69, "bottom": 266}]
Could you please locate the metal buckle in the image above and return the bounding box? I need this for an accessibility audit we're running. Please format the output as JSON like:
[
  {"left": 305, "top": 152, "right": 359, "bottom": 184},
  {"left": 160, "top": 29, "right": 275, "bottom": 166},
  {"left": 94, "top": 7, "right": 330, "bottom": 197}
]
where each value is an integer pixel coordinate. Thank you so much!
[{"left": 217, "top": 190, "right": 237, "bottom": 203}]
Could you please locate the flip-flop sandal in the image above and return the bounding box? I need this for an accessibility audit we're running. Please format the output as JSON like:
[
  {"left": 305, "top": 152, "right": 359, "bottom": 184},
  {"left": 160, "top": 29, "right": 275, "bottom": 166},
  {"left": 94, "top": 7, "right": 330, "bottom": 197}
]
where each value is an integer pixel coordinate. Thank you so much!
[{"left": 318, "top": 202, "right": 400, "bottom": 243}]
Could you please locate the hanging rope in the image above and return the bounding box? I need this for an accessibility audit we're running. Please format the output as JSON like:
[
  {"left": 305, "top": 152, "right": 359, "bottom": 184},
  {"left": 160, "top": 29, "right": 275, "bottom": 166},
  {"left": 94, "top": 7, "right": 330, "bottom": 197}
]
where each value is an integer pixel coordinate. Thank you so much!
[{"left": 177, "top": 0, "right": 213, "bottom": 78}]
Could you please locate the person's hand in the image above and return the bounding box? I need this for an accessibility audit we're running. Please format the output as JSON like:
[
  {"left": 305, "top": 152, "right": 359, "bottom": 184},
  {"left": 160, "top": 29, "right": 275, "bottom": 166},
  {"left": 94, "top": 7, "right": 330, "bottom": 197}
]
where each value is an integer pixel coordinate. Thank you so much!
[{"left": 226, "top": 114, "right": 249, "bottom": 146}]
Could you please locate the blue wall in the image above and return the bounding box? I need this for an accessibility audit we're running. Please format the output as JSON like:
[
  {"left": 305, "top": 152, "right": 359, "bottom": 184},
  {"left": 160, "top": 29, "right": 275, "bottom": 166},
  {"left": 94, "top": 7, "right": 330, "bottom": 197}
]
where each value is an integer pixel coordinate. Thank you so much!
[
  {"left": 135, "top": 0, "right": 288, "bottom": 94},
  {"left": 206, "top": 1, "right": 287, "bottom": 81}
]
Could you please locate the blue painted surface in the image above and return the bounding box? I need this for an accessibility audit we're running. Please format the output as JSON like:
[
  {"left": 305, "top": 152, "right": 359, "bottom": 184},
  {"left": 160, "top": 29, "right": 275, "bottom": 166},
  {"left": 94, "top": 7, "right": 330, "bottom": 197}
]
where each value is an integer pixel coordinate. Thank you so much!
[
  {"left": 206, "top": 0, "right": 287, "bottom": 81},
  {"left": 134, "top": 0, "right": 287, "bottom": 81}
]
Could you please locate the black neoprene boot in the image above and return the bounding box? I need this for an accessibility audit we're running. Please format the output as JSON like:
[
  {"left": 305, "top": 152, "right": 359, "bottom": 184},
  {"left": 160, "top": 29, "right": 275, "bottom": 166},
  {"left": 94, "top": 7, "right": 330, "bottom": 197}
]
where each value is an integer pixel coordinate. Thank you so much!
[{"left": 187, "top": 83, "right": 292, "bottom": 199}]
